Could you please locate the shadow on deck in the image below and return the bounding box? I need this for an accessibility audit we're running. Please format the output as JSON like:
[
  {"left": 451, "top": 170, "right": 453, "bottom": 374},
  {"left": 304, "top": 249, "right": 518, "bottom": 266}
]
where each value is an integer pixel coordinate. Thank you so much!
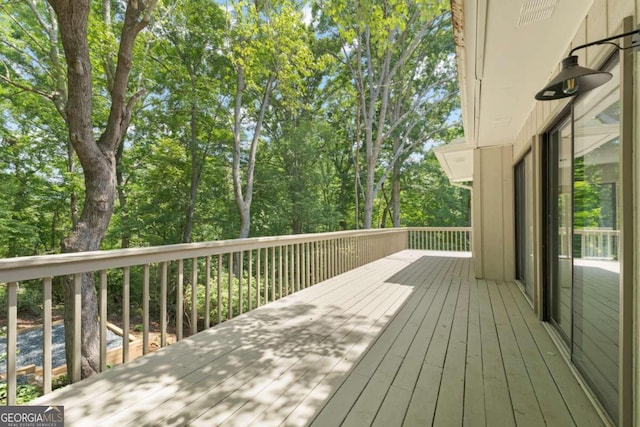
[{"left": 32, "top": 251, "right": 604, "bottom": 426}]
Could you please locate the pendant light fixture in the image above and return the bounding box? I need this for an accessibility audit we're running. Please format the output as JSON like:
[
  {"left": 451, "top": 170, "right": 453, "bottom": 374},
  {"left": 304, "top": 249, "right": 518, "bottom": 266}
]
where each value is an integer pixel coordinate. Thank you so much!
[{"left": 535, "top": 27, "right": 640, "bottom": 101}]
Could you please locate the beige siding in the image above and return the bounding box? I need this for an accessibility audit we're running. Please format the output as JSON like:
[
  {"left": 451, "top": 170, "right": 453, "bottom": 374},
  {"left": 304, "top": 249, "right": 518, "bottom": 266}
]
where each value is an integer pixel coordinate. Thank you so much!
[
  {"left": 472, "top": 145, "right": 514, "bottom": 281},
  {"left": 587, "top": 0, "right": 608, "bottom": 64}
]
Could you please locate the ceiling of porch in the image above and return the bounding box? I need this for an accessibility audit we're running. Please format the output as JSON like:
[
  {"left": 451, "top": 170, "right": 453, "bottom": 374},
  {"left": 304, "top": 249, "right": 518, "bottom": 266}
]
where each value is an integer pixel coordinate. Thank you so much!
[{"left": 454, "top": 0, "right": 596, "bottom": 148}]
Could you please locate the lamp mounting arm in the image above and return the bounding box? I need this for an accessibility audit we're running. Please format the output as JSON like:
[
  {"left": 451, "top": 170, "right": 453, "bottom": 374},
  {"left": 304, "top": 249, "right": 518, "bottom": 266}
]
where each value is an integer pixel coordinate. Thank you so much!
[{"left": 569, "top": 27, "right": 640, "bottom": 56}]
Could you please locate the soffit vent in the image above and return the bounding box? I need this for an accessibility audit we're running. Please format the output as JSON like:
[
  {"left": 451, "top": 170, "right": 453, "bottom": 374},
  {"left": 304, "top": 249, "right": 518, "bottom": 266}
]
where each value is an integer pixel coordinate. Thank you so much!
[{"left": 516, "top": 0, "right": 557, "bottom": 28}]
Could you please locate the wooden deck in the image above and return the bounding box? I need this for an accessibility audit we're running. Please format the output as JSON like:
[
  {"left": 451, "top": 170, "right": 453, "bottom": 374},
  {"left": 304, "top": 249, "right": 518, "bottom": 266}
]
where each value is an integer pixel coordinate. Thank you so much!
[{"left": 32, "top": 251, "right": 605, "bottom": 426}]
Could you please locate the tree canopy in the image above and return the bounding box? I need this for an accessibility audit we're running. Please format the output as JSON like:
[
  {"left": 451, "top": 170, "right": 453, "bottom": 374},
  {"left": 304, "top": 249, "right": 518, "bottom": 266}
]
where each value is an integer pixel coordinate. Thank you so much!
[{"left": 0, "top": 0, "right": 468, "bottom": 260}]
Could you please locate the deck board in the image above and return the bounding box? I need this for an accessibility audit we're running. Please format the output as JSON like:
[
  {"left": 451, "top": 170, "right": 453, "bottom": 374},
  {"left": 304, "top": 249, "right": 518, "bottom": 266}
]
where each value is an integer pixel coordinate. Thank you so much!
[{"left": 31, "top": 250, "right": 605, "bottom": 427}]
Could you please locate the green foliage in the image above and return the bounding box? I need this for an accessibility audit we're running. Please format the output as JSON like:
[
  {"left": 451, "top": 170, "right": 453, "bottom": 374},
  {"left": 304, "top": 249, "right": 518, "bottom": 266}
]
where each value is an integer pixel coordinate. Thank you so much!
[
  {"left": 573, "top": 157, "right": 603, "bottom": 229},
  {"left": 184, "top": 271, "right": 238, "bottom": 325},
  {"left": 0, "top": 375, "right": 68, "bottom": 405},
  {"left": 0, "top": 283, "right": 44, "bottom": 318},
  {"left": 1, "top": 0, "right": 466, "bottom": 257},
  {"left": 0, "top": 382, "right": 41, "bottom": 405},
  {"left": 400, "top": 151, "right": 470, "bottom": 227}
]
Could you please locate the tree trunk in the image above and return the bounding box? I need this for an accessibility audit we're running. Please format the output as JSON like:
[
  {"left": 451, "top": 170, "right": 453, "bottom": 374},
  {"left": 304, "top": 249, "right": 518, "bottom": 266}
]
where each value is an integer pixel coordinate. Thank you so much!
[
  {"left": 362, "top": 156, "right": 376, "bottom": 229},
  {"left": 49, "top": 0, "right": 155, "bottom": 381},
  {"left": 391, "top": 158, "right": 401, "bottom": 227},
  {"left": 232, "top": 67, "right": 274, "bottom": 239},
  {"left": 183, "top": 99, "right": 201, "bottom": 243},
  {"left": 116, "top": 139, "right": 130, "bottom": 248},
  {"left": 61, "top": 154, "right": 117, "bottom": 380},
  {"left": 292, "top": 216, "right": 303, "bottom": 234},
  {"left": 238, "top": 204, "right": 251, "bottom": 239}
]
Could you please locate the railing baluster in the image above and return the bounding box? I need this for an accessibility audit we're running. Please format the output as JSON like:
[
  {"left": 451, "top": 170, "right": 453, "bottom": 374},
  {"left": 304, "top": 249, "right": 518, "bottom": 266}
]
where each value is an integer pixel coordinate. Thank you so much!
[
  {"left": 256, "top": 248, "right": 261, "bottom": 308},
  {"left": 302, "top": 242, "right": 307, "bottom": 289},
  {"left": 7, "top": 282, "right": 17, "bottom": 404},
  {"left": 177, "top": 260, "right": 183, "bottom": 341},
  {"left": 278, "top": 246, "right": 283, "bottom": 299},
  {"left": 43, "top": 277, "right": 52, "bottom": 394},
  {"left": 248, "top": 250, "right": 253, "bottom": 312},
  {"left": 228, "top": 253, "right": 233, "bottom": 319},
  {"left": 143, "top": 265, "right": 150, "bottom": 355},
  {"left": 319, "top": 240, "right": 325, "bottom": 282},
  {"left": 311, "top": 241, "right": 316, "bottom": 286},
  {"left": 205, "top": 256, "right": 211, "bottom": 329},
  {"left": 72, "top": 273, "right": 82, "bottom": 382},
  {"left": 123, "top": 266, "right": 130, "bottom": 363},
  {"left": 271, "top": 247, "right": 276, "bottom": 302},
  {"left": 330, "top": 239, "right": 335, "bottom": 278},
  {"left": 161, "top": 262, "right": 168, "bottom": 348},
  {"left": 191, "top": 258, "right": 198, "bottom": 335},
  {"left": 238, "top": 251, "right": 243, "bottom": 315},
  {"left": 293, "top": 244, "right": 298, "bottom": 293},
  {"left": 284, "top": 245, "right": 289, "bottom": 296},
  {"left": 262, "top": 248, "right": 268, "bottom": 304},
  {"left": 217, "top": 255, "right": 222, "bottom": 325},
  {"left": 256, "top": 248, "right": 262, "bottom": 308}
]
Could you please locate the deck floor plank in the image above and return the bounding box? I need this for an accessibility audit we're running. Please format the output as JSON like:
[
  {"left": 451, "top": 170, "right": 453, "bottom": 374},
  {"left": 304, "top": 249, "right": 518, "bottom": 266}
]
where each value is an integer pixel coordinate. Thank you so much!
[
  {"left": 309, "top": 255, "right": 448, "bottom": 427},
  {"left": 463, "top": 274, "right": 486, "bottom": 427},
  {"left": 477, "top": 279, "right": 516, "bottom": 427},
  {"left": 30, "top": 251, "right": 605, "bottom": 427},
  {"left": 487, "top": 280, "right": 545, "bottom": 427},
  {"left": 504, "top": 280, "right": 606, "bottom": 427},
  {"left": 497, "top": 281, "right": 577, "bottom": 426},
  {"left": 432, "top": 277, "right": 469, "bottom": 427}
]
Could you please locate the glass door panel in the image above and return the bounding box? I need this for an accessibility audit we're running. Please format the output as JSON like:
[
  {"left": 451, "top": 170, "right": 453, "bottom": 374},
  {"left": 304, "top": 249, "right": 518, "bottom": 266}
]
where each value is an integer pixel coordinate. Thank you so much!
[
  {"left": 544, "top": 61, "right": 621, "bottom": 425},
  {"left": 572, "top": 62, "right": 620, "bottom": 424},
  {"left": 515, "top": 153, "right": 534, "bottom": 300},
  {"left": 547, "top": 120, "right": 573, "bottom": 344}
]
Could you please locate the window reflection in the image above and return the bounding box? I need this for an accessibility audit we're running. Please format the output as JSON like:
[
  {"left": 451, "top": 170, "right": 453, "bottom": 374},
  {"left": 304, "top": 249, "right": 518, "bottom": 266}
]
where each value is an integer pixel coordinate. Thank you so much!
[{"left": 572, "top": 61, "right": 620, "bottom": 424}]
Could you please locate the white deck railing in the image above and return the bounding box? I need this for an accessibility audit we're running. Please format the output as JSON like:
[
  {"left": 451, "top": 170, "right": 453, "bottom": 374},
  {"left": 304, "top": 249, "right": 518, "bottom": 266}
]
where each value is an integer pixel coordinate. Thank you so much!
[
  {"left": 575, "top": 228, "right": 619, "bottom": 260},
  {"left": 558, "top": 228, "right": 619, "bottom": 260},
  {"left": 407, "top": 226, "right": 472, "bottom": 252},
  {"left": 0, "top": 226, "right": 470, "bottom": 404}
]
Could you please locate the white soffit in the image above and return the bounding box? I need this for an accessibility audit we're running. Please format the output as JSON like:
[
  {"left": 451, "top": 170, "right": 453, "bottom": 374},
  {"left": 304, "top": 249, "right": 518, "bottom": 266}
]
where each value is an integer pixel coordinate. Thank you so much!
[
  {"left": 456, "top": 0, "right": 595, "bottom": 148},
  {"left": 433, "top": 138, "right": 474, "bottom": 183}
]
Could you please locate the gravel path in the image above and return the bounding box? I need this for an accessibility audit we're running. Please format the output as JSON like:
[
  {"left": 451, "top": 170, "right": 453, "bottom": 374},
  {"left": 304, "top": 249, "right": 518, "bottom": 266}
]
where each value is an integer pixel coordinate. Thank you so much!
[{"left": 0, "top": 323, "right": 122, "bottom": 373}]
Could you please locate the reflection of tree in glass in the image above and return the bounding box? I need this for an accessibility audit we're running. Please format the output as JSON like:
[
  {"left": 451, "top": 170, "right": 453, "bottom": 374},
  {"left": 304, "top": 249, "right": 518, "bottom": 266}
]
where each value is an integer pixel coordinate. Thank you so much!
[{"left": 573, "top": 156, "right": 602, "bottom": 229}]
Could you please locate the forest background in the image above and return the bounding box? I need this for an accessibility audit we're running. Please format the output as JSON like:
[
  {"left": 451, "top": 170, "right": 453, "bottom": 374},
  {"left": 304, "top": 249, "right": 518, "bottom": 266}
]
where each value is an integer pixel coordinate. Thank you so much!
[{"left": 0, "top": 0, "right": 469, "bottom": 260}]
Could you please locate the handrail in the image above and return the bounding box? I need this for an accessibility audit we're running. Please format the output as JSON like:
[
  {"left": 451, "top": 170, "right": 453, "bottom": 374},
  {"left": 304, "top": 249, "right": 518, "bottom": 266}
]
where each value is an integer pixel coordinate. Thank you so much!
[{"left": 0, "top": 229, "right": 405, "bottom": 284}]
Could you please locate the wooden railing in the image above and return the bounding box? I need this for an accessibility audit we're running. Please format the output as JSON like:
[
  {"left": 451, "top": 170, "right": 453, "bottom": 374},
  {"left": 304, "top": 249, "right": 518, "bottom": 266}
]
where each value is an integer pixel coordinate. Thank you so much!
[
  {"left": 0, "top": 226, "right": 472, "bottom": 404},
  {"left": 0, "top": 229, "right": 408, "bottom": 404},
  {"left": 558, "top": 227, "right": 619, "bottom": 260},
  {"left": 407, "top": 227, "right": 472, "bottom": 252},
  {"left": 575, "top": 228, "right": 619, "bottom": 260}
]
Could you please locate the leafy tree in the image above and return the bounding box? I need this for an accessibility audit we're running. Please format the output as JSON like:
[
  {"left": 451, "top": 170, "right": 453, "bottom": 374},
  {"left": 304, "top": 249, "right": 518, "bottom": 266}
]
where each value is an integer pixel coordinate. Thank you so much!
[
  {"left": 226, "top": 0, "right": 316, "bottom": 238},
  {"left": 400, "top": 150, "right": 470, "bottom": 227},
  {"left": 54, "top": 0, "right": 156, "bottom": 380},
  {"left": 320, "top": 0, "right": 451, "bottom": 228},
  {"left": 0, "top": 1, "right": 78, "bottom": 256},
  {"left": 148, "top": 0, "right": 230, "bottom": 243}
]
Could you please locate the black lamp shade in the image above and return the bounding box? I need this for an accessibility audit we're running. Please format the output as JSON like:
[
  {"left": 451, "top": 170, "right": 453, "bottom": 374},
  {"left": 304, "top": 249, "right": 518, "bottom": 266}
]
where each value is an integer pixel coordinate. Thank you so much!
[{"left": 535, "top": 55, "right": 612, "bottom": 101}]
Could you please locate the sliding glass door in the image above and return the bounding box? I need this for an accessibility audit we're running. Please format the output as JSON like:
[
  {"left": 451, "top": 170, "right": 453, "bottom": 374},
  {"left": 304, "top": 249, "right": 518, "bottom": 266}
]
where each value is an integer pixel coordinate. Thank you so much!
[
  {"left": 545, "top": 119, "right": 573, "bottom": 344},
  {"left": 544, "top": 61, "right": 621, "bottom": 424},
  {"left": 571, "top": 62, "right": 620, "bottom": 423},
  {"left": 515, "top": 152, "right": 534, "bottom": 300}
]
